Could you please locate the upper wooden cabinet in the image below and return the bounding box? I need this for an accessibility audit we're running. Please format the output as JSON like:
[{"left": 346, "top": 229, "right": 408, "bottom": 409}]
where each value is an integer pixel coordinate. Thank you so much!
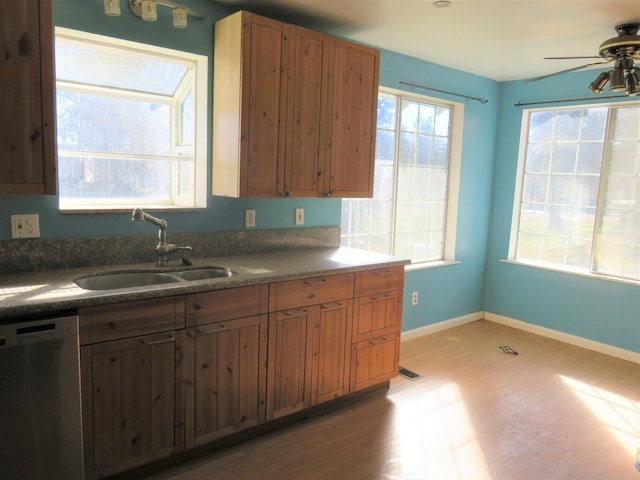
[
  {"left": 0, "top": 0, "right": 56, "bottom": 195},
  {"left": 212, "top": 11, "right": 379, "bottom": 198}
]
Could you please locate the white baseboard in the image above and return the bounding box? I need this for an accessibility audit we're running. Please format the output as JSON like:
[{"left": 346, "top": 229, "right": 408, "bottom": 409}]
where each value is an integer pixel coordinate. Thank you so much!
[
  {"left": 484, "top": 312, "right": 640, "bottom": 364},
  {"left": 401, "top": 312, "right": 483, "bottom": 343}
]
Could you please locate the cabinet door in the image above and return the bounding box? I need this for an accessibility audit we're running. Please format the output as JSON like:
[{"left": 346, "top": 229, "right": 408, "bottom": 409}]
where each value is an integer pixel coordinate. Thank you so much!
[
  {"left": 0, "top": 0, "right": 56, "bottom": 194},
  {"left": 282, "top": 25, "right": 329, "bottom": 197},
  {"left": 309, "top": 300, "right": 352, "bottom": 406},
  {"left": 186, "top": 314, "right": 267, "bottom": 447},
  {"left": 266, "top": 307, "right": 313, "bottom": 420},
  {"left": 350, "top": 332, "right": 400, "bottom": 392},
  {"left": 212, "top": 11, "right": 286, "bottom": 198},
  {"left": 81, "top": 331, "right": 185, "bottom": 479},
  {"left": 322, "top": 39, "right": 379, "bottom": 198}
]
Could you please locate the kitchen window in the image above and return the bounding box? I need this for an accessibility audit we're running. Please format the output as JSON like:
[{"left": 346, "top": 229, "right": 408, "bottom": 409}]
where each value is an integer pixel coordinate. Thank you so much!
[
  {"left": 54, "top": 28, "right": 208, "bottom": 211},
  {"left": 341, "top": 88, "right": 462, "bottom": 266},
  {"left": 509, "top": 103, "right": 640, "bottom": 283}
]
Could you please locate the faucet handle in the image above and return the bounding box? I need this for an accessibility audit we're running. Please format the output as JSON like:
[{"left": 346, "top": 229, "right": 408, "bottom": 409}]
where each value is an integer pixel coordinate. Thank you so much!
[{"left": 177, "top": 246, "right": 192, "bottom": 252}]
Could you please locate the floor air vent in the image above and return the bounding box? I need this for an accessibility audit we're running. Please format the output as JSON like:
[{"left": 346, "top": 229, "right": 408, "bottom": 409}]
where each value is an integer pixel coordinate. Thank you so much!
[{"left": 399, "top": 367, "right": 421, "bottom": 381}]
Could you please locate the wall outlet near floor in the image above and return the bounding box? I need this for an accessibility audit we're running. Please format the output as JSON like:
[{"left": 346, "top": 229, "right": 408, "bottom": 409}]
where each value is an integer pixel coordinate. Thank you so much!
[
  {"left": 411, "top": 291, "right": 419, "bottom": 306},
  {"left": 295, "top": 208, "right": 304, "bottom": 225},
  {"left": 11, "top": 214, "right": 40, "bottom": 239},
  {"left": 245, "top": 209, "right": 256, "bottom": 228}
]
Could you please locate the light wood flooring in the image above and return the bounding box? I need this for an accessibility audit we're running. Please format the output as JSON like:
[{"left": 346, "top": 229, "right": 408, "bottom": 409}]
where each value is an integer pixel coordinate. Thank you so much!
[{"left": 143, "top": 320, "right": 640, "bottom": 480}]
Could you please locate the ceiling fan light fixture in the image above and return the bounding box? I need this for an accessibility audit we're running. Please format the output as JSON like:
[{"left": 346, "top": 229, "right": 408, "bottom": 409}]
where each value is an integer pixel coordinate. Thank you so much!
[
  {"left": 626, "top": 69, "right": 640, "bottom": 96},
  {"left": 589, "top": 71, "right": 610, "bottom": 94},
  {"left": 609, "top": 68, "right": 627, "bottom": 93}
]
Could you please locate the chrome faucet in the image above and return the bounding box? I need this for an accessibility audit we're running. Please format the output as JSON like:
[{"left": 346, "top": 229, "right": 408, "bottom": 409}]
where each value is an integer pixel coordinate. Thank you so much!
[{"left": 131, "top": 208, "right": 192, "bottom": 267}]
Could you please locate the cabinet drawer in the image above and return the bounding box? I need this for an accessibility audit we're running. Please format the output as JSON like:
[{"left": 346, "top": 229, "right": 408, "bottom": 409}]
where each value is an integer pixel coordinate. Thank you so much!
[
  {"left": 354, "top": 266, "right": 404, "bottom": 297},
  {"left": 79, "top": 297, "right": 185, "bottom": 345},
  {"left": 352, "top": 289, "right": 403, "bottom": 342},
  {"left": 186, "top": 285, "right": 268, "bottom": 327},
  {"left": 269, "top": 273, "right": 354, "bottom": 311},
  {"left": 350, "top": 332, "right": 400, "bottom": 392}
]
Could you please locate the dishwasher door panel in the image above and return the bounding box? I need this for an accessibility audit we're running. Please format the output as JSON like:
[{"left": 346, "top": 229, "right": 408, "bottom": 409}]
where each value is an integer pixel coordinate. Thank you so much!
[{"left": 0, "top": 315, "right": 84, "bottom": 479}]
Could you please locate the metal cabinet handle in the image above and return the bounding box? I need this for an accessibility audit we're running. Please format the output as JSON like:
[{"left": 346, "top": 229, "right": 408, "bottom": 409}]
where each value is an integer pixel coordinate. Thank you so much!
[
  {"left": 141, "top": 334, "right": 175, "bottom": 345},
  {"left": 371, "top": 293, "right": 391, "bottom": 301},
  {"left": 303, "top": 278, "right": 327, "bottom": 286},
  {"left": 367, "top": 337, "right": 389, "bottom": 346},
  {"left": 320, "top": 302, "right": 345, "bottom": 312},
  {"left": 282, "top": 307, "right": 308, "bottom": 318},
  {"left": 372, "top": 270, "right": 393, "bottom": 276},
  {"left": 196, "top": 325, "right": 227, "bottom": 335}
]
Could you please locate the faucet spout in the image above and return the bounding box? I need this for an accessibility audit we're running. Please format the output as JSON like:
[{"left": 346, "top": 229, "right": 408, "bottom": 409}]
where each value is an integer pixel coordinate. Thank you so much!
[{"left": 131, "top": 208, "right": 191, "bottom": 267}]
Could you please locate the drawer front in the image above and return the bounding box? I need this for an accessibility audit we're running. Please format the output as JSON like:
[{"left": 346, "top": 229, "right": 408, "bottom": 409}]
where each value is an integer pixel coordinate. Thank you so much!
[
  {"left": 269, "top": 273, "right": 354, "bottom": 311},
  {"left": 79, "top": 296, "right": 185, "bottom": 345},
  {"left": 186, "top": 285, "right": 268, "bottom": 327},
  {"left": 350, "top": 332, "right": 400, "bottom": 392},
  {"left": 354, "top": 266, "right": 404, "bottom": 297},
  {"left": 352, "top": 289, "right": 403, "bottom": 342}
]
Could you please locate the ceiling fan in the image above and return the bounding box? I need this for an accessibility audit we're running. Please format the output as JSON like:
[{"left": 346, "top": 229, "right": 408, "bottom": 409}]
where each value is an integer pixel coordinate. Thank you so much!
[{"left": 527, "top": 22, "right": 640, "bottom": 96}]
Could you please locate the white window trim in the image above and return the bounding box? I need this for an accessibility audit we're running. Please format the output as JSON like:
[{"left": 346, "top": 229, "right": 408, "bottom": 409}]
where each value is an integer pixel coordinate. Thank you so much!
[
  {"left": 374, "top": 86, "right": 463, "bottom": 266},
  {"left": 54, "top": 27, "right": 208, "bottom": 212},
  {"left": 506, "top": 101, "right": 640, "bottom": 286}
]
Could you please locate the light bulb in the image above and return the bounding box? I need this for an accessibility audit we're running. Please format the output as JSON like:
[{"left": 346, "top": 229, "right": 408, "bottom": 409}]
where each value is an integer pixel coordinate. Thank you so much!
[
  {"left": 141, "top": 0, "right": 157, "bottom": 21},
  {"left": 104, "top": 0, "right": 121, "bottom": 16},
  {"left": 173, "top": 7, "right": 188, "bottom": 28}
]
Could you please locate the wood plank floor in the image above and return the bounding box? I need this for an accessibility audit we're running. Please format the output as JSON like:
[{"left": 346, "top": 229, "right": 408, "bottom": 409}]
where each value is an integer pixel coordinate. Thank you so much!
[{"left": 143, "top": 320, "right": 640, "bottom": 479}]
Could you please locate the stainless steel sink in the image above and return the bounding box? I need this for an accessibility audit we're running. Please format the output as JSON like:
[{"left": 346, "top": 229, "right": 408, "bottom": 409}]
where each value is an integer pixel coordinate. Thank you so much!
[
  {"left": 74, "top": 272, "right": 181, "bottom": 290},
  {"left": 74, "top": 266, "right": 233, "bottom": 290},
  {"left": 174, "top": 267, "right": 232, "bottom": 281}
]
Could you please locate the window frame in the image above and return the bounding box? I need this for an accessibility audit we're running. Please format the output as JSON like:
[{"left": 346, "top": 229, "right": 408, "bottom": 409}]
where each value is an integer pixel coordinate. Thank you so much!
[
  {"left": 54, "top": 27, "right": 208, "bottom": 212},
  {"left": 341, "top": 86, "right": 463, "bottom": 269},
  {"left": 508, "top": 101, "right": 640, "bottom": 285}
]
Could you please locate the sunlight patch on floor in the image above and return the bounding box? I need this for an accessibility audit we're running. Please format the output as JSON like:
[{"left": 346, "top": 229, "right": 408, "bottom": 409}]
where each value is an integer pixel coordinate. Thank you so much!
[
  {"left": 391, "top": 382, "right": 492, "bottom": 480},
  {"left": 560, "top": 375, "right": 640, "bottom": 460}
]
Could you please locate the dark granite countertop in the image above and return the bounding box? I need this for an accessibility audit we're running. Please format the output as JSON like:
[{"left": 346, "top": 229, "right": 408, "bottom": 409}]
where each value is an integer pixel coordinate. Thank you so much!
[{"left": 0, "top": 247, "right": 409, "bottom": 320}]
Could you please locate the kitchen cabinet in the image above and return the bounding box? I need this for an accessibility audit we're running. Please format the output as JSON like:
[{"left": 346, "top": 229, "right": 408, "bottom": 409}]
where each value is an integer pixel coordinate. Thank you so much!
[
  {"left": 350, "top": 267, "right": 404, "bottom": 392},
  {"left": 184, "top": 285, "right": 269, "bottom": 447},
  {"left": 212, "top": 10, "right": 379, "bottom": 198},
  {"left": 267, "top": 273, "right": 353, "bottom": 419},
  {"left": 79, "top": 297, "right": 186, "bottom": 480},
  {"left": 0, "top": 0, "right": 56, "bottom": 195},
  {"left": 322, "top": 39, "right": 379, "bottom": 198}
]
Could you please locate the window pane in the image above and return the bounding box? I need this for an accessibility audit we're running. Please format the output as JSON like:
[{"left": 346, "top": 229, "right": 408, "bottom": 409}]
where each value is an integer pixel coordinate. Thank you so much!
[{"left": 342, "top": 92, "right": 453, "bottom": 264}]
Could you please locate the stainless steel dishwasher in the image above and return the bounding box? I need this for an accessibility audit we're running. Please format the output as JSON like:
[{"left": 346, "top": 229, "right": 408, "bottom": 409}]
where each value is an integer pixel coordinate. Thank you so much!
[{"left": 0, "top": 314, "right": 84, "bottom": 479}]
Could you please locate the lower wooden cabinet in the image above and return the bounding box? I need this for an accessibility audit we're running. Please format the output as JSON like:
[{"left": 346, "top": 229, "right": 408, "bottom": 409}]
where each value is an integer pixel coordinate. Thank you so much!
[
  {"left": 185, "top": 314, "right": 268, "bottom": 447},
  {"left": 350, "top": 332, "right": 400, "bottom": 392},
  {"left": 80, "top": 331, "right": 185, "bottom": 479}
]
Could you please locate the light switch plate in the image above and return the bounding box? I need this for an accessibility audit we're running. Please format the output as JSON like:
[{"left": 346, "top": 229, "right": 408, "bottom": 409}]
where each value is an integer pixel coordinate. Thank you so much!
[{"left": 295, "top": 208, "right": 304, "bottom": 225}]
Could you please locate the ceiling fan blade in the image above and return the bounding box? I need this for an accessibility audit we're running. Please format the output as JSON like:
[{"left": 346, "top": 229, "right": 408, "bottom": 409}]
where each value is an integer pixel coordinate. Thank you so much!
[
  {"left": 525, "top": 60, "right": 613, "bottom": 83},
  {"left": 544, "top": 56, "right": 604, "bottom": 60}
]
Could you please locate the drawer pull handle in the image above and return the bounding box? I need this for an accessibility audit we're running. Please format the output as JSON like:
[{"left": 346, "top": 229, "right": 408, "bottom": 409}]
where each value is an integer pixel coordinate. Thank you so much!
[
  {"left": 320, "top": 302, "right": 344, "bottom": 312},
  {"left": 141, "top": 334, "right": 175, "bottom": 345},
  {"left": 283, "top": 308, "right": 308, "bottom": 318},
  {"left": 372, "top": 270, "right": 393, "bottom": 276},
  {"left": 196, "top": 325, "right": 227, "bottom": 335},
  {"left": 371, "top": 294, "right": 391, "bottom": 301},
  {"left": 368, "top": 337, "right": 389, "bottom": 346},
  {"left": 303, "top": 278, "right": 327, "bottom": 286}
]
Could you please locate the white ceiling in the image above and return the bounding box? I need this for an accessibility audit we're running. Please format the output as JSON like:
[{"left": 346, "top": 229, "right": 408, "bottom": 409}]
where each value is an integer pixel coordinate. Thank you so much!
[{"left": 213, "top": 0, "right": 640, "bottom": 82}]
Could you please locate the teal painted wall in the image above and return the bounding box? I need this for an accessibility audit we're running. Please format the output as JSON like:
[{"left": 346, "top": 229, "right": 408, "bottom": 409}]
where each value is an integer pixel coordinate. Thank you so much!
[
  {"left": 2, "top": 0, "right": 636, "bottom": 353},
  {"left": 484, "top": 70, "right": 640, "bottom": 353}
]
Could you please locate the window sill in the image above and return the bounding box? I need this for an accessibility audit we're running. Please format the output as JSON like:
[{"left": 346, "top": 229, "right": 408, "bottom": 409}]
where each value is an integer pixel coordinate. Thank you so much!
[
  {"left": 500, "top": 259, "right": 640, "bottom": 287},
  {"left": 405, "top": 260, "right": 460, "bottom": 272}
]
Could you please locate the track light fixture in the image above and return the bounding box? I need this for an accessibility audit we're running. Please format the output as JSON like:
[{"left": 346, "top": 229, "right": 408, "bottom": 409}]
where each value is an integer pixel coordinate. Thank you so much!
[{"left": 103, "top": 0, "right": 203, "bottom": 28}]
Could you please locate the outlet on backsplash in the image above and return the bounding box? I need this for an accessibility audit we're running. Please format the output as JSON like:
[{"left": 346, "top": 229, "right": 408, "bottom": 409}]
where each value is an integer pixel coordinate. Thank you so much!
[{"left": 10, "top": 214, "right": 40, "bottom": 239}]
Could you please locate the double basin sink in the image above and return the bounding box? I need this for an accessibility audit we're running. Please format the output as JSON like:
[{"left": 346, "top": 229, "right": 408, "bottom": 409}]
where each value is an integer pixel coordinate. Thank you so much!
[{"left": 74, "top": 266, "right": 233, "bottom": 291}]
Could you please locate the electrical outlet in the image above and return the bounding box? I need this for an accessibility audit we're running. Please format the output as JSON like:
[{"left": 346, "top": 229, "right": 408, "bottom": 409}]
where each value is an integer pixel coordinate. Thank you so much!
[
  {"left": 295, "top": 208, "right": 304, "bottom": 225},
  {"left": 11, "top": 214, "right": 40, "bottom": 239},
  {"left": 245, "top": 209, "right": 256, "bottom": 228},
  {"left": 411, "top": 291, "right": 419, "bottom": 306}
]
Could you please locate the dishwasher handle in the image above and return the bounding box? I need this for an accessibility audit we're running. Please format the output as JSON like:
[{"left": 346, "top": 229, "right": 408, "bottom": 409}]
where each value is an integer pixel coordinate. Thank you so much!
[{"left": 0, "top": 315, "right": 78, "bottom": 348}]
